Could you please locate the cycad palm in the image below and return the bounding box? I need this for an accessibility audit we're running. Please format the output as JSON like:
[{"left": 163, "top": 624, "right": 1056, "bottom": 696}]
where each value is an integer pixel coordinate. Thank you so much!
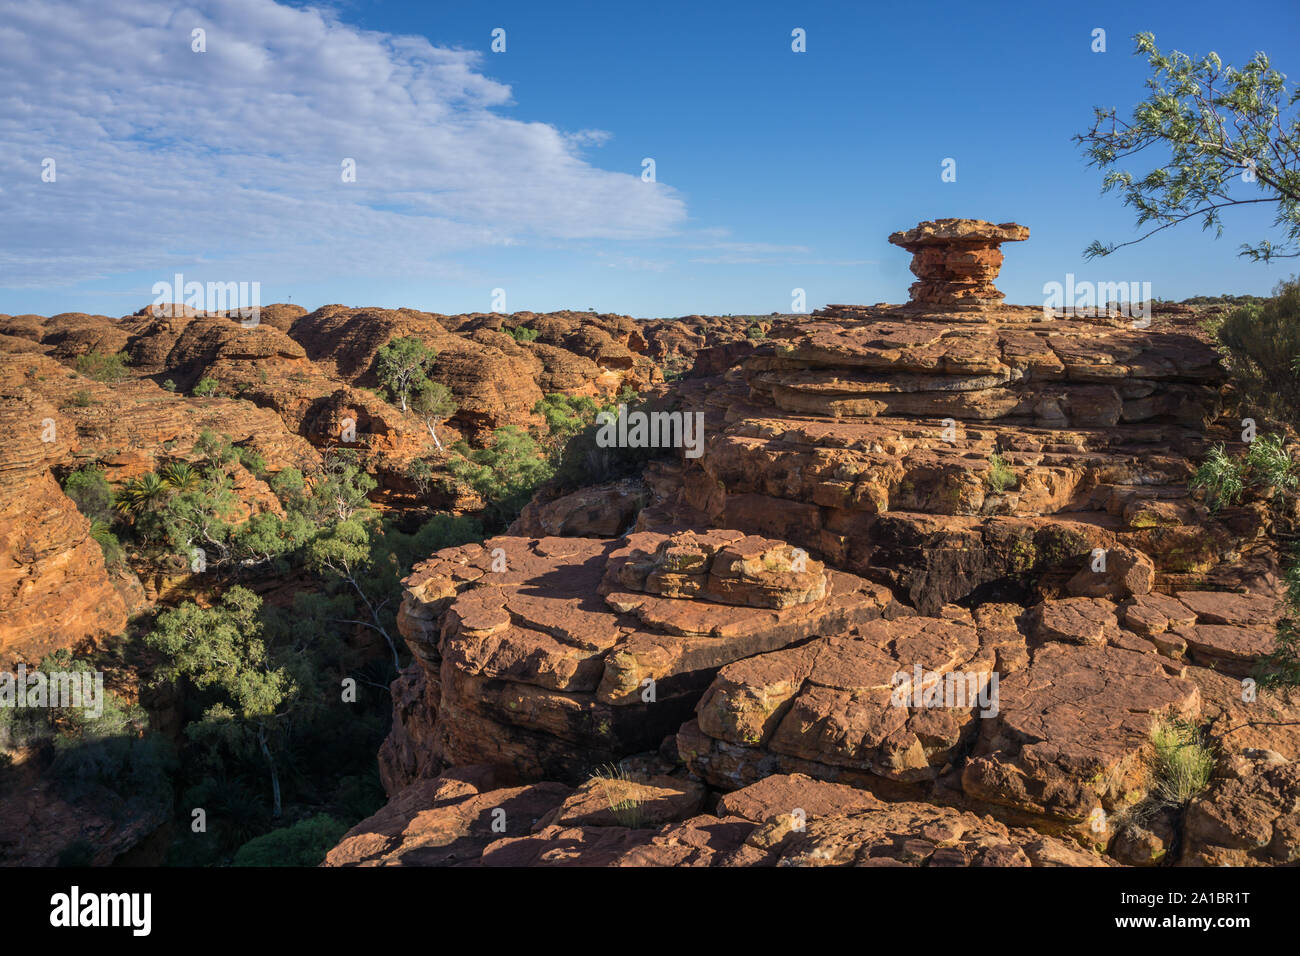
[
  {"left": 160, "top": 461, "right": 201, "bottom": 493},
  {"left": 116, "top": 472, "right": 168, "bottom": 516}
]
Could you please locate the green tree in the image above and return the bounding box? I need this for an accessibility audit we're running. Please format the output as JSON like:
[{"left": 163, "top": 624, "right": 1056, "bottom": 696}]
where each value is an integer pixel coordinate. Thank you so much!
[
  {"left": 375, "top": 336, "right": 436, "bottom": 411},
  {"left": 445, "top": 426, "right": 554, "bottom": 529},
  {"left": 62, "top": 466, "right": 114, "bottom": 524},
  {"left": 147, "top": 587, "right": 296, "bottom": 817},
  {"left": 305, "top": 518, "right": 402, "bottom": 671},
  {"left": 533, "top": 393, "right": 601, "bottom": 452},
  {"left": 1076, "top": 33, "right": 1300, "bottom": 262},
  {"left": 409, "top": 379, "right": 457, "bottom": 452},
  {"left": 306, "top": 449, "right": 377, "bottom": 524}
]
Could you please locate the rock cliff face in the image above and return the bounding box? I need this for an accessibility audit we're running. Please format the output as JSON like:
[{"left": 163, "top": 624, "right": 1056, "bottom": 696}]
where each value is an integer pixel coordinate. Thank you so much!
[{"left": 363, "top": 220, "right": 1299, "bottom": 866}]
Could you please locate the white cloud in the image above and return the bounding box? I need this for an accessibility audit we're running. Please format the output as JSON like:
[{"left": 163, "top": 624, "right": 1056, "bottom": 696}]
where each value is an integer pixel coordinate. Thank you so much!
[{"left": 0, "top": 0, "right": 686, "bottom": 289}]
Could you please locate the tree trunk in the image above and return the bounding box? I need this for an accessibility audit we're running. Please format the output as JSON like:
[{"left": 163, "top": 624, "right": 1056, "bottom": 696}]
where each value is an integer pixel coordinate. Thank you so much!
[
  {"left": 258, "top": 723, "right": 282, "bottom": 819},
  {"left": 426, "top": 421, "right": 443, "bottom": 452}
]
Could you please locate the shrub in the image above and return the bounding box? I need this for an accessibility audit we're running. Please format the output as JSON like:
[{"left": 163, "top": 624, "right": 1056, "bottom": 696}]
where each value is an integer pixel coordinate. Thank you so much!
[
  {"left": 236, "top": 445, "right": 267, "bottom": 477},
  {"left": 67, "top": 389, "right": 94, "bottom": 407},
  {"left": 231, "top": 814, "right": 349, "bottom": 867},
  {"left": 1245, "top": 432, "right": 1299, "bottom": 502},
  {"left": 509, "top": 326, "right": 539, "bottom": 343},
  {"left": 1215, "top": 277, "right": 1300, "bottom": 427},
  {"left": 1191, "top": 434, "right": 1297, "bottom": 510},
  {"left": 74, "top": 350, "right": 129, "bottom": 383},
  {"left": 192, "top": 377, "right": 221, "bottom": 397},
  {"left": 985, "top": 452, "right": 1017, "bottom": 493},
  {"left": 89, "top": 520, "right": 125, "bottom": 567},
  {"left": 589, "top": 763, "right": 644, "bottom": 828},
  {"left": 162, "top": 379, "right": 177, "bottom": 392},
  {"left": 63, "top": 466, "right": 114, "bottom": 523},
  {"left": 1190, "top": 443, "right": 1247, "bottom": 510}
]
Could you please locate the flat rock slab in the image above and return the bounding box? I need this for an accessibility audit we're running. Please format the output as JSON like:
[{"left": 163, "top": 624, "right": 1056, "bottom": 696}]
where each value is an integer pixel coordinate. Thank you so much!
[
  {"left": 681, "top": 609, "right": 1020, "bottom": 793},
  {"left": 389, "top": 531, "right": 902, "bottom": 784},
  {"left": 327, "top": 770, "right": 1106, "bottom": 867},
  {"left": 963, "top": 642, "right": 1201, "bottom": 834},
  {"left": 1182, "top": 753, "right": 1300, "bottom": 865}
]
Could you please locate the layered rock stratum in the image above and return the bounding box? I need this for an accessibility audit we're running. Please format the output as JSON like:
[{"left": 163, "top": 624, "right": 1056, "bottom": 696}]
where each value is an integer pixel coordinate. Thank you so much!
[
  {"left": 354, "top": 219, "right": 1299, "bottom": 866},
  {"left": 3, "top": 219, "right": 1297, "bottom": 867}
]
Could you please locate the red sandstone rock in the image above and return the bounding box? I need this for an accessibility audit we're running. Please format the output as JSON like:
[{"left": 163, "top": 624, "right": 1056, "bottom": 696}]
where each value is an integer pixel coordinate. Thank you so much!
[{"left": 887, "top": 219, "right": 1030, "bottom": 310}]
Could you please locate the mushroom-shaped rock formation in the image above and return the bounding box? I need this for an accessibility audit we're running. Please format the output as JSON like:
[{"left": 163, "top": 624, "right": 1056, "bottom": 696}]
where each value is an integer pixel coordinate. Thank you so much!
[{"left": 888, "top": 218, "right": 1029, "bottom": 311}]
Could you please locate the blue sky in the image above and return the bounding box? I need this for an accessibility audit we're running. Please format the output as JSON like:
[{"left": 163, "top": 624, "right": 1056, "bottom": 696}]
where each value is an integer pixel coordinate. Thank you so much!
[{"left": 2, "top": 0, "right": 1298, "bottom": 318}]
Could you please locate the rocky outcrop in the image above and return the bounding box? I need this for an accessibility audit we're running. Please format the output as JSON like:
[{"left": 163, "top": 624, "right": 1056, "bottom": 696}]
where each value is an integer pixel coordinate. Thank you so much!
[
  {"left": 362, "top": 220, "right": 1298, "bottom": 867},
  {"left": 887, "top": 219, "right": 1030, "bottom": 310},
  {"left": 679, "top": 607, "right": 1015, "bottom": 797},
  {"left": 382, "top": 530, "right": 904, "bottom": 788},
  {"left": 646, "top": 297, "right": 1236, "bottom": 614},
  {"left": 324, "top": 769, "right": 1105, "bottom": 867},
  {"left": 1181, "top": 750, "right": 1300, "bottom": 865}
]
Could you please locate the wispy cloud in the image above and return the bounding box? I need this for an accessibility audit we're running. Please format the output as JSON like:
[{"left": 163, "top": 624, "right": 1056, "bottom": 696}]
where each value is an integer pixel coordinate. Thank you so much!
[{"left": 0, "top": 0, "right": 686, "bottom": 289}]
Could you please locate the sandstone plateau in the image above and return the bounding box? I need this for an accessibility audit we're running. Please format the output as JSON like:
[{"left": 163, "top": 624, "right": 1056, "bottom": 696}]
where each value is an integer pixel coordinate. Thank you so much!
[
  {"left": 328, "top": 221, "right": 1300, "bottom": 867},
  {"left": 3, "top": 220, "right": 1297, "bottom": 868}
]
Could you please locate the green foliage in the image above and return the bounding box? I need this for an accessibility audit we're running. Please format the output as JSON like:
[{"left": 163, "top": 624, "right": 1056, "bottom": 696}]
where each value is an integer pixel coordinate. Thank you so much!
[
  {"left": 63, "top": 466, "right": 114, "bottom": 524},
  {"left": 149, "top": 588, "right": 293, "bottom": 720},
  {"left": 1245, "top": 431, "right": 1300, "bottom": 499},
  {"left": 1191, "top": 433, "right": 1297, "bottom": 510},
  {"left": 1190, "top": 444, "right": 1247, "bottom": 509},
  {"left": 409, "top": 379, "right": 457, "bottom": 448},
  {"left": 67, "top": 389, "right": 94, "bottom": 407},
  {"left": 0, "top": 649, "right": 174, "bottom": 816},
  {"left": 89, "top": 519, "right": 125, "bottom": 567},
  {"left": 74, "top": 350, "right": 129, "bottom": 383},
  {"left": 375, "top": 336, "right": 436, "bottom": 411},
  {"left": 509, "top": 325, "right": 539, "bottom": 343},
  {"left": 985, "top": 452, "right": 1017, "bottom": 493},
  {"left": 1075, "top": 33, "right": 1300, "bottom": 262},
  {"left": 156, "top": 482, "right": 238, "bottom": 561},
  {"left": 1260, "top": 544, "right": 1300, "bottom": 688},
  {"left": 445, "top": 426, "right": 554, "bottom": 528},
  {"left": 231, "top": 814, "right": 349, "bottom": 867},
  {"left": 236, "top": 445, "right": 267, "bottom": 477},
  {"left": 231, "top": 510, "right": 315, "bottom": 569},
  {"left": 115, "top": 472, "right": 169, "bottom": 518},
  {"left": 192, "top": 377, "right": 221, "bottom": 397},
  {"left": 305, "top": 449, "right": 377, "bottom": 523},
  {"left": 746, "top": 322, "right": 767, "bottom": 340},
  {"left": 1148, "top": 719, "right": 1215, "bottom": 806},
  {"left": 406, "top": 457, "right": 434, "bottom": 498},
  {"left": 162, "top": 378, "right": 177, "bottom": 392},
  {"left": 160, "top": 461, "right": 202, "bottom": 493},
  {"left": 534, "top": 393, "right": 601, "bottom": 451},
  {"left": 1216, "top": 277, "right": 1300, "bottom": 426},
  {"left": 269, "top": 466, "right": 305, "bottom": 504},
  {"left": 193, "top": 429, "right": 236, "bottom": 474}
]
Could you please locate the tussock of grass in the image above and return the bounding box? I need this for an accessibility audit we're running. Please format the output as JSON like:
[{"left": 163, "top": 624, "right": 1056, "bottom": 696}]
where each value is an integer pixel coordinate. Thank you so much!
[
  {"left": 985, "top": 452, "right": 1016, "bottom": 493},
  {"left": 1148, "top": 718, "right": 1215, "bottom": 807},
  {"left": 589, "top": 762, "right": 644, "bottom": 828}
]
